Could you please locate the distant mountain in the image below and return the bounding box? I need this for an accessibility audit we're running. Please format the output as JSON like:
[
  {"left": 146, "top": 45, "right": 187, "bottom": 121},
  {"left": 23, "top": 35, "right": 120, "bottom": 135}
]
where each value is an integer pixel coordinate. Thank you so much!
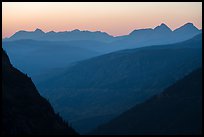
[
  {"left": 9, "top": 29, "right": 45, "bottom": 41},
  {"left": 2, "top": 39, "right": 111, "bottom": 79},
  {"left": 1, "top": 49, "right": 78, "bottom": 135},
  {"left": 174, "top": 23, "right": 200, "bottom": 34},
  {"left": 154, "top": 23, "right": 172, "bottom": 33},
  {"left": 128, "top": 23, "right": 172, "bottom": 38},
  {"left": 6, "top": 29, "right": 114, "bottom": 43},
  {"left": 91, "top": 68, "right": 202, "bottom": 135},
  {"left": 111, "top": 23, "right": 201, "bottom": 49},
  {"left": 37, "top": 34, "right": 202, "bottom": 134},
  {"left": 3, "top": 23, "right": 201, "bottom": 80},
  {"left": 173, "top": 23, "right": 201, "bottom": 41},
  {"left": 4, "top": 23, "right": 201, "bottom": 48}
]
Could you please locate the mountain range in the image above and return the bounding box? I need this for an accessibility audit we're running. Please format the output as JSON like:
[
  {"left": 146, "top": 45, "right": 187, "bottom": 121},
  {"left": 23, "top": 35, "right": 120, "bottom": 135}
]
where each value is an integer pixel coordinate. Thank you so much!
[
  {"left": 4, "top": 29, "right": 114, "bottom": 42},
  {"left": 36, "top": 34, "right": 202, "bottom": 133},
  {"left": 111, "top": 23, "right": 201, "bottom": 49},
  {"left": 2, "top": 23, "right": 202, "bottom": 82},
  {"left": 4, "top": 23, "right": 201, "bottom": 46}
]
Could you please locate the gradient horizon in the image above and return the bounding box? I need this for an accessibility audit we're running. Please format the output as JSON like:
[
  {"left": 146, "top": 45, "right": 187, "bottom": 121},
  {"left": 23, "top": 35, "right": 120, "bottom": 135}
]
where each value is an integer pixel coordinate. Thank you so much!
[{"left": 2, "top": 2, "right": 202, "bottom": 38}]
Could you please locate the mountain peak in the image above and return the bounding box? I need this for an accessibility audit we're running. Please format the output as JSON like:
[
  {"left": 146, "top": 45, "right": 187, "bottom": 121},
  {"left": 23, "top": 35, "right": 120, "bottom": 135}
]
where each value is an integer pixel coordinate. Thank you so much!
[
  {"left": 34, "top": 28, "right": 44, "bottom": 33},
  {"left": 160, "top": 23, "right": 168, "bottom": 27},
  {"left": 71, "top": 29, "right": 80, "bottom": 32},
  {"left": 154, "top": 23, "right": 172, "bottom": 32},
  {"left": 47, "top": 30, "right": 56, "bottom": 33},
  {"left": 181, "top": 23, "right": 197, "bottom": 29},
  {"left": 174, "top": 23, "right": 199, "bottom": 32},
  {"left": 129, "top": 28, "right": 153, "bottom": 35},
  {"left": 185, "top": 22, "right": 193, "bottom": 26}
]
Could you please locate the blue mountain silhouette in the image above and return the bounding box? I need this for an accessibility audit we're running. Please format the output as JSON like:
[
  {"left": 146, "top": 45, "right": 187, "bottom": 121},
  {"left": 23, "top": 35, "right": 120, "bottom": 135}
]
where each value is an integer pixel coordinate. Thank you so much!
[{"left": 5, "top": 23, "right": 201, "bottom": 46}]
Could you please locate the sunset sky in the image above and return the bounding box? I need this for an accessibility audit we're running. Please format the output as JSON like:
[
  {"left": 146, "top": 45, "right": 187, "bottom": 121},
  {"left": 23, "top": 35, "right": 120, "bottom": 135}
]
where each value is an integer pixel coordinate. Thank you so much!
[{"left": 2, "top": 2, "right": 202, "bottom": 38}]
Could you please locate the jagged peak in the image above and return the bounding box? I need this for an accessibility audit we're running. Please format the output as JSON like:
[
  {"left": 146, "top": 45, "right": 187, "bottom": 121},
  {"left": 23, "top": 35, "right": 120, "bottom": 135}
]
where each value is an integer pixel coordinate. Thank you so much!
[
  {"left": 71, "top": 29, "right": 81, "bottom": 32},
  {"left": 154, "top": 23, "right": 172, "bottom": 32},
  {"left": 181, "top": 23, "right": 198, "bottom": 28},
  {"left": 174, "top": 23, "right": 199, "bottom": 32},
  {"left": 47, "top": 30, "right": 56, "bottom": 34},
  {"left": 34, "top": 28, "right": 44, "bottom": 33}
]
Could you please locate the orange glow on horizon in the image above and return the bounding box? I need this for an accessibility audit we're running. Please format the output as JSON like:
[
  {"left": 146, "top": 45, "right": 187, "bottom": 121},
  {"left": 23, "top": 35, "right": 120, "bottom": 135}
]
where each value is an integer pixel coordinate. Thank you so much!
[{"left": 2, "top": 2, "right": 202, "bottom": 38}]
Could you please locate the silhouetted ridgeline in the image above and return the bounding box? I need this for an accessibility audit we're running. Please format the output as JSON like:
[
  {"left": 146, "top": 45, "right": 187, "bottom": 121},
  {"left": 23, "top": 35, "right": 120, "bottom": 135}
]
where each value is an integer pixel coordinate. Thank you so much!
[
  {"left": 1, "top": 49, "right": 78, "bottom": 135},
  {"left": 5, "top": 28, "right": 114, "bottom": 42},
  {"left": 2, "top": 23, "right": 201, "bottom": 81},
  {"left": 4, "top": 23, "right": 201, "bottom": 45},
  {"left": 91, "top": 68, "right": 202, "bottom": 135}
]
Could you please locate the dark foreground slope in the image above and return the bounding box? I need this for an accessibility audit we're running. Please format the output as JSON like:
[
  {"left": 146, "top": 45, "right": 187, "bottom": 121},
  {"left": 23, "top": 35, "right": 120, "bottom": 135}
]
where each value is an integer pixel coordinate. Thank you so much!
[
  {"left": 1, "top": 49, "right": 78, "bottom": 135},
  {"left": 91, "top": 68, "right": 202, "bottom": 135}
]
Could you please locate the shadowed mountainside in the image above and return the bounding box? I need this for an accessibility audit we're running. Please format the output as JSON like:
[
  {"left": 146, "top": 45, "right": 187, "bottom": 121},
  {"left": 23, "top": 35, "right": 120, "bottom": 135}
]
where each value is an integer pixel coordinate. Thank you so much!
[
  {"left": 91, "top": 68, "right": 202, "bottom": 135},
  {"left": 1, "top": 49, "right": 78, "bottom": 135}
]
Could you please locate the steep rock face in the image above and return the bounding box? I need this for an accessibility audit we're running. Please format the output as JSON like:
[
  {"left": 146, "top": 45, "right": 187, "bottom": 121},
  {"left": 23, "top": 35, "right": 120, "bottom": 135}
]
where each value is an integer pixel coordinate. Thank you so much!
[
  {"left": 91, "top": 68, "right": 202, "bottom": 135},
  {"left": 1, "top": 49, "right": 78, "bottom": 135}
]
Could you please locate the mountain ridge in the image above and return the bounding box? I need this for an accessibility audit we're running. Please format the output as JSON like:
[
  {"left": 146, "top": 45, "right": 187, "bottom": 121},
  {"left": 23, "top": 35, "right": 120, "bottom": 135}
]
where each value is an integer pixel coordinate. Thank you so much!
[
  {"left": 4, "top": 23, "right": 201, "bottom": 44},
  {"left": 2, "top": 48, "right": 78, "bottom": 135},
  {"left": 90, "top": 68, "right": 202, "bottom": 135}
]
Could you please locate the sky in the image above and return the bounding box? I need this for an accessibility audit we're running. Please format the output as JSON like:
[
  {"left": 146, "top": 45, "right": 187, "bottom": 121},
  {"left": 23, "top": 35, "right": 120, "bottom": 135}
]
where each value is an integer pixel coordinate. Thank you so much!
[{"left": 2, "top": 2, "right": 202, "bottom": 38}]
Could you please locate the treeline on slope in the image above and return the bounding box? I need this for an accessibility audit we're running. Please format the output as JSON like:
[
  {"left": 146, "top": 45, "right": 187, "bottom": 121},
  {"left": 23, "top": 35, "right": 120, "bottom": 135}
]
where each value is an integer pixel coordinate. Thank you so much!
[{"left": 1, "top": 49, "right": 78, "bottom": 135}]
